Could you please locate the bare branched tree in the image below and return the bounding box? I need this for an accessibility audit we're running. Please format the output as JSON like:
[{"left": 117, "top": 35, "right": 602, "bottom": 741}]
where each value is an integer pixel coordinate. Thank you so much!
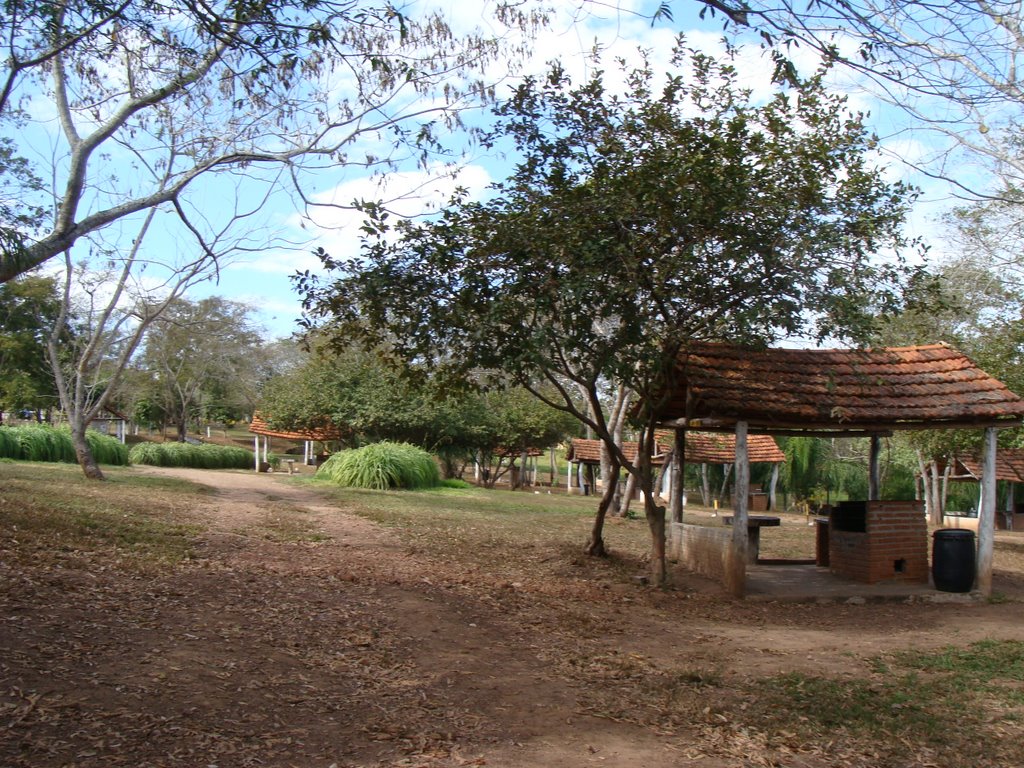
[
  {"left": 46, "top": 210, "right": 219, "bottom": 479},
  {"left": 699, "top": 0, "right": 1024, "bottom": 198},
  {"left": 1, "top": 0, "right": 548, "bottom": 282}
]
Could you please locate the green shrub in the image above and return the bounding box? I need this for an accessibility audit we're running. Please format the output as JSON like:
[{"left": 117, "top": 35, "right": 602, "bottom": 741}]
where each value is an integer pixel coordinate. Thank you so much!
[
  {"left": 0, "top": 424, "right": 128, "bottom": 466},
  {"left": 18, "top": 424, "right": 68, "bottom": 462},
  {"left": 0, "top": 427, "right": 21, "bottom": 459},
  {"left": 317, "top": 442, "right": 441, "bottom": 490},
  {"left": 87, "top": 430, "right": 130, "bottom": 466},
  {"left": 440, "top": 478, "right": 472, "bottom": 489},
  {"left": 128, "top": 441, "right": 254, "bottom": 470}
]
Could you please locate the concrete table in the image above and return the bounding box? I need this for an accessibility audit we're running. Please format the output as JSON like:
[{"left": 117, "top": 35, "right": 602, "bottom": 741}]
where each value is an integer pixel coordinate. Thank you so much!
[{"left": 722, "top": 515, "right": 781, "bottom": 564}]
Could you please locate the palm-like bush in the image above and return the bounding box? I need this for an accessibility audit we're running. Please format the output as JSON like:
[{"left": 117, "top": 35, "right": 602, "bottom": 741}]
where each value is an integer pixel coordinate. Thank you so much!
[
  {"left": 0, "top": 424, "right": 128, "bottom": 465},
  {"left": 317, "top": 442, "right": 440, "bottom": 490},
  {"left": 128, "top": 441, "right": 254, "bottom": 469}
]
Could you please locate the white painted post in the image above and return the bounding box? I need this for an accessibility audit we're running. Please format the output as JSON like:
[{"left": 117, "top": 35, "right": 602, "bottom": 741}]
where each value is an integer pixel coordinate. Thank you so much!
[
  {"left": 978, "top": 427, "right": 997, "bottom": 595},
  {"left": 567, "top": 459, "right": 573, "bottom": 493},
  {"left": 768, "top": 463, "right": 780, "bottom": 511},
  {"left": 253, "top": 435, "right": 260, "bottom": 472},
  {"left": 727, "top": 421, "right": 750, "bottom": 598}
]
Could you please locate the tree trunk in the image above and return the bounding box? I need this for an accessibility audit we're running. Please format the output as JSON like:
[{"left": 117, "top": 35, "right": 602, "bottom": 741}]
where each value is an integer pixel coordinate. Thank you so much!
[
  {"left": 440, "top": 455, "right": 459, "bottom": 480},
  {"left": 618, "top": 472, "right": 637, "bottom": 517},
  {"left": 585, "top": 464, "right": 620, "bottom": 557},
  {"left": 718, "top": 463, "right": 732, "bottom": 506},
  {"left": 70, "top": 422, "right": 104, "bottom": 480},
  {"left": 700, "top": 463, "right": 711, "bottom": 507},
  {"left": 643, "top": 480, "right": 667, "bottom": 585},
  {"left": 636, "top": 427, "right": 667, "bottom": 585}
]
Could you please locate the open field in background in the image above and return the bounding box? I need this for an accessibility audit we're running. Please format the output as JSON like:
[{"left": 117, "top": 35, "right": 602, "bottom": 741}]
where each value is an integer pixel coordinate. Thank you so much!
[{"left": 3, "top": 460, "right": 1024, "bottom": 767}]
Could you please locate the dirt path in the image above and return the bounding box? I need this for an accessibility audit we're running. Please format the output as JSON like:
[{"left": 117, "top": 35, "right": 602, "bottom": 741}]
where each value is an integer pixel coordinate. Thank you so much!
[
  {"left": 5, "top": 467, "right": 1024, "bottom": 767},
  {"left": 128, "top": 467, "right": 691, "bottom": 767}
]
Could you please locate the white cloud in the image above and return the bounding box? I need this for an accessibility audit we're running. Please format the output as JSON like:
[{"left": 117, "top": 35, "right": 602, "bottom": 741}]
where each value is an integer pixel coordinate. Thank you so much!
[{"left": 290, "top": 162, "right": 493, "bottom": 262}]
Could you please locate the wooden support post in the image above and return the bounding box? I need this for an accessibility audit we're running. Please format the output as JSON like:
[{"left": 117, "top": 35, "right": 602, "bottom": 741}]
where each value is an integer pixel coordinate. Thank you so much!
[
  {"left": 978, "top": 427, "right": 997, "bottom": 595},
  {"left": 669, "top": 427, "right": 685, "bottom": 524},
  {"left": 727, "top": 421, "right": 750, "bottom": 598},
  {"left": 254, "top": 434, "right": 260, "bottom": 472},
  {"left": 868, "top": 435, "right": 881, "bottom": 501}
]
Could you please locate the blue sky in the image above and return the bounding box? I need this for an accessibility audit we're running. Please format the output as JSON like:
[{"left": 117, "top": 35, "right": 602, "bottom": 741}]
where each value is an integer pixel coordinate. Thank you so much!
[{"left": 131, "top": 1, "right": 970, "bottom": 340}]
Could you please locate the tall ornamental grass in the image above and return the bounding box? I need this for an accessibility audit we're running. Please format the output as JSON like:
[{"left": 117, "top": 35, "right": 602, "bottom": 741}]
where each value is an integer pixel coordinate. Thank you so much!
[
  {"left": 128, "top": 441, "right": 255, "bottom": 469},
  {"left": 0, "top": 424, "right": 129, "bottom": 465},
  {"left": 318, "top": 442, "right": 440, "bottom": 490}
]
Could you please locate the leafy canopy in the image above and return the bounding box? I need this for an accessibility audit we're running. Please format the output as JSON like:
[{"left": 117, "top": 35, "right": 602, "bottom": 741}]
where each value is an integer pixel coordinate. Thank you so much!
[
  {"left": 257, "top": 342, "right": 577, "bottom": 465},
  {"left": 0, "top": 274, "right": 65, "bottom": 414},
  {"left": 301, "top": 42, "right": 925, "bottom": 431}
]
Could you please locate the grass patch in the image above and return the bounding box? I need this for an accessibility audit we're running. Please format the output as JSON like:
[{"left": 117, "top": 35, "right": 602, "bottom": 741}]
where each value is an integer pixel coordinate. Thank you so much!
[
  {"left": 747, "top": 640, "right": 1024, "bottom": 766},
  {"left": 0, "top": 462, "right": 203, "bottom": 568},
  {"left": 891, "top": 639, "right": 1024, "bottom": 704},
  {"left": 305, "top": 479, "right": 653, "bottom": 582},
  {"left": 756, "top": 671, "right": 943, "bottom": 738}
]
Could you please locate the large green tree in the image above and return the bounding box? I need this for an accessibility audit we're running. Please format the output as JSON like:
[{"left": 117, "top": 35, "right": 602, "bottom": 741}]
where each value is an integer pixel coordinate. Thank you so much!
[
  {"left": 141, "top": 297, "right": 264, "bottom": 441},
  {"left": 258, "top": 344, "right": 576, "bottom": 480},
  {"left": 300, "top": 44, "right": 925, "bottom": 582},
  {"left": 0, "top": 274, "right": 63, "bottom": 418}
]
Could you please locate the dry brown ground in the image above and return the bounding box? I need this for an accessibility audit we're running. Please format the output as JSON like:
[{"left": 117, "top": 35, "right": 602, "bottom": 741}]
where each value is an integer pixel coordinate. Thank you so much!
[{"left": 3, "top": 466, "right": 1024, "bottom": 768}]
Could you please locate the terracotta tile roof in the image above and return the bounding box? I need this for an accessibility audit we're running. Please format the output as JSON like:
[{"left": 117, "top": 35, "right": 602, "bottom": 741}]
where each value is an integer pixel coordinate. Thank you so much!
[
  {"left": 682, "top": 432, "right": 785, "bottom": 464},
  {"left": 566, "top": 438, "right": 670, "bottom": 465},
  {"left": 568, "top": 433, "right": 782, "bottom": 466},
  {"left": 249, "top": 413, "right": 346, "bottom": 442},
  {"left": 656, "top": 343, "right": 1024, "bottom": 433},
  {"left": 953, "top": 449, "right": 1024, "bottom": 483}
]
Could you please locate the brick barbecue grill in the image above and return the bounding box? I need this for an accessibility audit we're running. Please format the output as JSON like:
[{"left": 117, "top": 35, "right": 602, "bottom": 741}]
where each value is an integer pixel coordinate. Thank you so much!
[{"left": 828, "top": 500, "right": 928, "bottom": 584}]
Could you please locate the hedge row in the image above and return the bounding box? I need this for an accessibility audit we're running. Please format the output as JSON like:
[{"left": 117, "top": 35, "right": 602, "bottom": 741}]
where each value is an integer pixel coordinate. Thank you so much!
[
  {"left": 128, "top": 441, "right": 255, "bottom": 469},
  {"left": 0, "top": 424, "right": 129, "bottom": 465}
]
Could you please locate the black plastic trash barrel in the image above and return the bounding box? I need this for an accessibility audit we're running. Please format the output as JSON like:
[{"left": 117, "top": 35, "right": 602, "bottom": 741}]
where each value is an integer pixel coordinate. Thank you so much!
[{"left": 932, "top": 529, "right": 976, "bottom": 593}]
